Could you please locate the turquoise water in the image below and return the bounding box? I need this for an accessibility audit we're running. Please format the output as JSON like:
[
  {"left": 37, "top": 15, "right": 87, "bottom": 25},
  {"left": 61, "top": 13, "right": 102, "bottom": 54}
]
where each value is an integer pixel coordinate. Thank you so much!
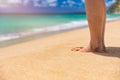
[
  {"left": 0, "top": 14, "right": 120, "bottom": 34},
  {"left": 0, "top": 13, "right": 120, "bottom": 42},
  {"left": 0, "top": 14, "right": 87, "bottom": 34}
]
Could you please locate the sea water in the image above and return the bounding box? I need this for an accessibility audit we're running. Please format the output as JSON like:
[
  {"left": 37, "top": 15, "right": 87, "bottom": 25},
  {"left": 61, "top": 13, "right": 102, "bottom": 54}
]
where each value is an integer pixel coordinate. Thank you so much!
[{"left": 0, "top": 14, "right": 120, "bottom": 46}]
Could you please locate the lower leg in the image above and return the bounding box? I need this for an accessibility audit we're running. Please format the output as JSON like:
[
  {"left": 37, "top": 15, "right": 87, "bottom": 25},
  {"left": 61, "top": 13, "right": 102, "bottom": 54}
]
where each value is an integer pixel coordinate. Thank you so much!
[{"left": 72, "top": 0, "right": 106, "bottom": 52}]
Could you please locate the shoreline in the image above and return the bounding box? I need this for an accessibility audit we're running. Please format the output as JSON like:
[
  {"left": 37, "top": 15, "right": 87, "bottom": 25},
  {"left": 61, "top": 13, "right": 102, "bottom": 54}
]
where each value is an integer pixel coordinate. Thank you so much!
[
  {"left": 0, "top": 24, "right": 87, "bottom": 47},
  {"left": 0, "top": 17, "right": 120, "bottom": 47}
]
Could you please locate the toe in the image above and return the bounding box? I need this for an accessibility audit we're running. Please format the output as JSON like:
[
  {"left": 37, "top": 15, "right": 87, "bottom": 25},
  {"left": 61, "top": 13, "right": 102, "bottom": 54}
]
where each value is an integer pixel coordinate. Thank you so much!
[{"left": 71, "top": 47, "right": 83, "bottom": 51}]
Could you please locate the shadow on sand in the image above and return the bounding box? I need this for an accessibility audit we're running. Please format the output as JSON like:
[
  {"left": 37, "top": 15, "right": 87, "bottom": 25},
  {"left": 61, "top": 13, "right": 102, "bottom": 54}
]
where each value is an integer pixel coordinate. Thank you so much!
[{"left": 95, "top": 47, "right": 120, "bottom": 58}]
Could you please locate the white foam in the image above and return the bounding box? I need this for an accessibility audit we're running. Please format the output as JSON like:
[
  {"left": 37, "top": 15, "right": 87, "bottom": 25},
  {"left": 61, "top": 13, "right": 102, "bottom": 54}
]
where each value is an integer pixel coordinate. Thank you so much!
[
  {"left": 0, "top": 17, "right": 120, "bottom": 42},
  {"left": 107, "top": 17, "right": 120, "bottom": 21},
  {"left": 0, "top": 20, "right": 88, "bottom": 42}
]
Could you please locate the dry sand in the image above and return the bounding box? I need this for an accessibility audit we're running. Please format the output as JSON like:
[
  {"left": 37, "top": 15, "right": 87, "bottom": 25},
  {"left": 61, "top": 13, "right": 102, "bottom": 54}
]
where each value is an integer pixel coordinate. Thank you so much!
[{"left": 0, "top": 20, "right": 120, "bottom": 80}]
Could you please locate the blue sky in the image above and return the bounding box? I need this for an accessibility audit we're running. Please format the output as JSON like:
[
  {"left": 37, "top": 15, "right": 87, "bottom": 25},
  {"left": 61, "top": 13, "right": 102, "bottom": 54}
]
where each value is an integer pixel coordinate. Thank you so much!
[{"left": 0, "top": 0, "right": 116, "bottom": 13}]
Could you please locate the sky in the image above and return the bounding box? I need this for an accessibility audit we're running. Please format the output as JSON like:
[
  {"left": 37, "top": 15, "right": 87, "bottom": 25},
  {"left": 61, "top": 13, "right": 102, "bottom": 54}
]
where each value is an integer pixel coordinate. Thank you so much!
[
  {"left": 0, "top": 0, "right": 84, "bottom": 8},
  {"left": 0, "top": 0, "right": 116, "bottom": 7},
  {"left": 0, "top": 0, "right": 116, "bottom": 13}
]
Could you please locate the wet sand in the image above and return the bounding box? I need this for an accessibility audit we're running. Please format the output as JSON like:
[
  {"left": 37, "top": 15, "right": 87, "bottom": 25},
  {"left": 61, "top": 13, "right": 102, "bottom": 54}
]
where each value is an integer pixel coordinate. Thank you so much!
[{"left": 0, "top": 20, "right": 120, "bottom": 80}]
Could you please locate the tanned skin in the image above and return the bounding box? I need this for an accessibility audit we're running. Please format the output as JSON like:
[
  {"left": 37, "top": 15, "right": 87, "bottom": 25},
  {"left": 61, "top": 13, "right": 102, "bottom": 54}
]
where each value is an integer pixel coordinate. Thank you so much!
[{"left": 72, "top": 0, "right": 106, "bottom": 53}]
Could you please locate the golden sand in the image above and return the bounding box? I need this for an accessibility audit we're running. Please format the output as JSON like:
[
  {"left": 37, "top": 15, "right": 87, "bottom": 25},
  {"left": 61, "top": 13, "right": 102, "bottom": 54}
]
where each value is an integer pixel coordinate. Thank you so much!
[{"left": 0, "top": 20, "right": 120, "bottom": 80}]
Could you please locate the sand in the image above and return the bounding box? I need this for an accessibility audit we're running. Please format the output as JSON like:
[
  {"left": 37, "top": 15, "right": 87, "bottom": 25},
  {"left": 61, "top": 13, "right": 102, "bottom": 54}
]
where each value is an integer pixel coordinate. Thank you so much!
[{"left": 0, "top": 20, "right": 120, "bottom": 80}]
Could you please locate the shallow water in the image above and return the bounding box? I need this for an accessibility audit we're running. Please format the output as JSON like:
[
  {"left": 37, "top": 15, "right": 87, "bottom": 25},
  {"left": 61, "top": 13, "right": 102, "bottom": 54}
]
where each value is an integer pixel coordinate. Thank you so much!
[
  {"left": 0, "top": 14, "right": 120, "bottom": 34},
  {"left": 0, "top": 13, "right": 120, "bottom": 46}
]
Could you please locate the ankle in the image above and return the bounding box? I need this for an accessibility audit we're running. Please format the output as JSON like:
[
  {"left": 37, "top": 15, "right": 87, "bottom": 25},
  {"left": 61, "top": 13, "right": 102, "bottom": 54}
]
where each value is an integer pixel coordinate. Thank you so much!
[{"left": 90, "top": 41, "right": 105, "bottom": 50}]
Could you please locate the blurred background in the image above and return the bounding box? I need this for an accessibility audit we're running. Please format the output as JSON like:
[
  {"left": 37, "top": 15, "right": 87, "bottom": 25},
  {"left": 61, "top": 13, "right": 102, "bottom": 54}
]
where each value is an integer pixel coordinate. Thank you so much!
[{"left": 0, "top": 0, "right": 120, "bottom": 46}]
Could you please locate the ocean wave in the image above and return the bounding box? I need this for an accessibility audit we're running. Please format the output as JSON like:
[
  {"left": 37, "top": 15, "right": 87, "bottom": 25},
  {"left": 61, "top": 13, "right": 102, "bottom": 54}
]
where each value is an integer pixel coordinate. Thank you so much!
[
  {"left": 107, "top": 17, "right": 120, "bottom": 21},
  {"left": 0, "top": 20, "right": 88, "bottom": 42},
  {"left": 0, "top": 17, "right": 120, "bottom": 42}
]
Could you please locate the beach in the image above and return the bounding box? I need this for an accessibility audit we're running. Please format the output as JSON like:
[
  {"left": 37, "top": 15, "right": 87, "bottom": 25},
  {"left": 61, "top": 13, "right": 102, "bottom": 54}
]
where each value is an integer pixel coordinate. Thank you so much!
[{"left": 0, "top": 20, "right": 120, "bottom": 80}]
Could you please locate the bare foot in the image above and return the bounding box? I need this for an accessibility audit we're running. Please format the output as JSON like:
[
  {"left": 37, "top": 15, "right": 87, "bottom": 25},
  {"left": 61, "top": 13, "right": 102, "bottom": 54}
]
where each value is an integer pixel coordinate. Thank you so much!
[
  {"left": 71, "top": 45, "right": 106, "bottom": 53},
  {"left": 71, "top": 45, "right": 92, "bottom": 52}
]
